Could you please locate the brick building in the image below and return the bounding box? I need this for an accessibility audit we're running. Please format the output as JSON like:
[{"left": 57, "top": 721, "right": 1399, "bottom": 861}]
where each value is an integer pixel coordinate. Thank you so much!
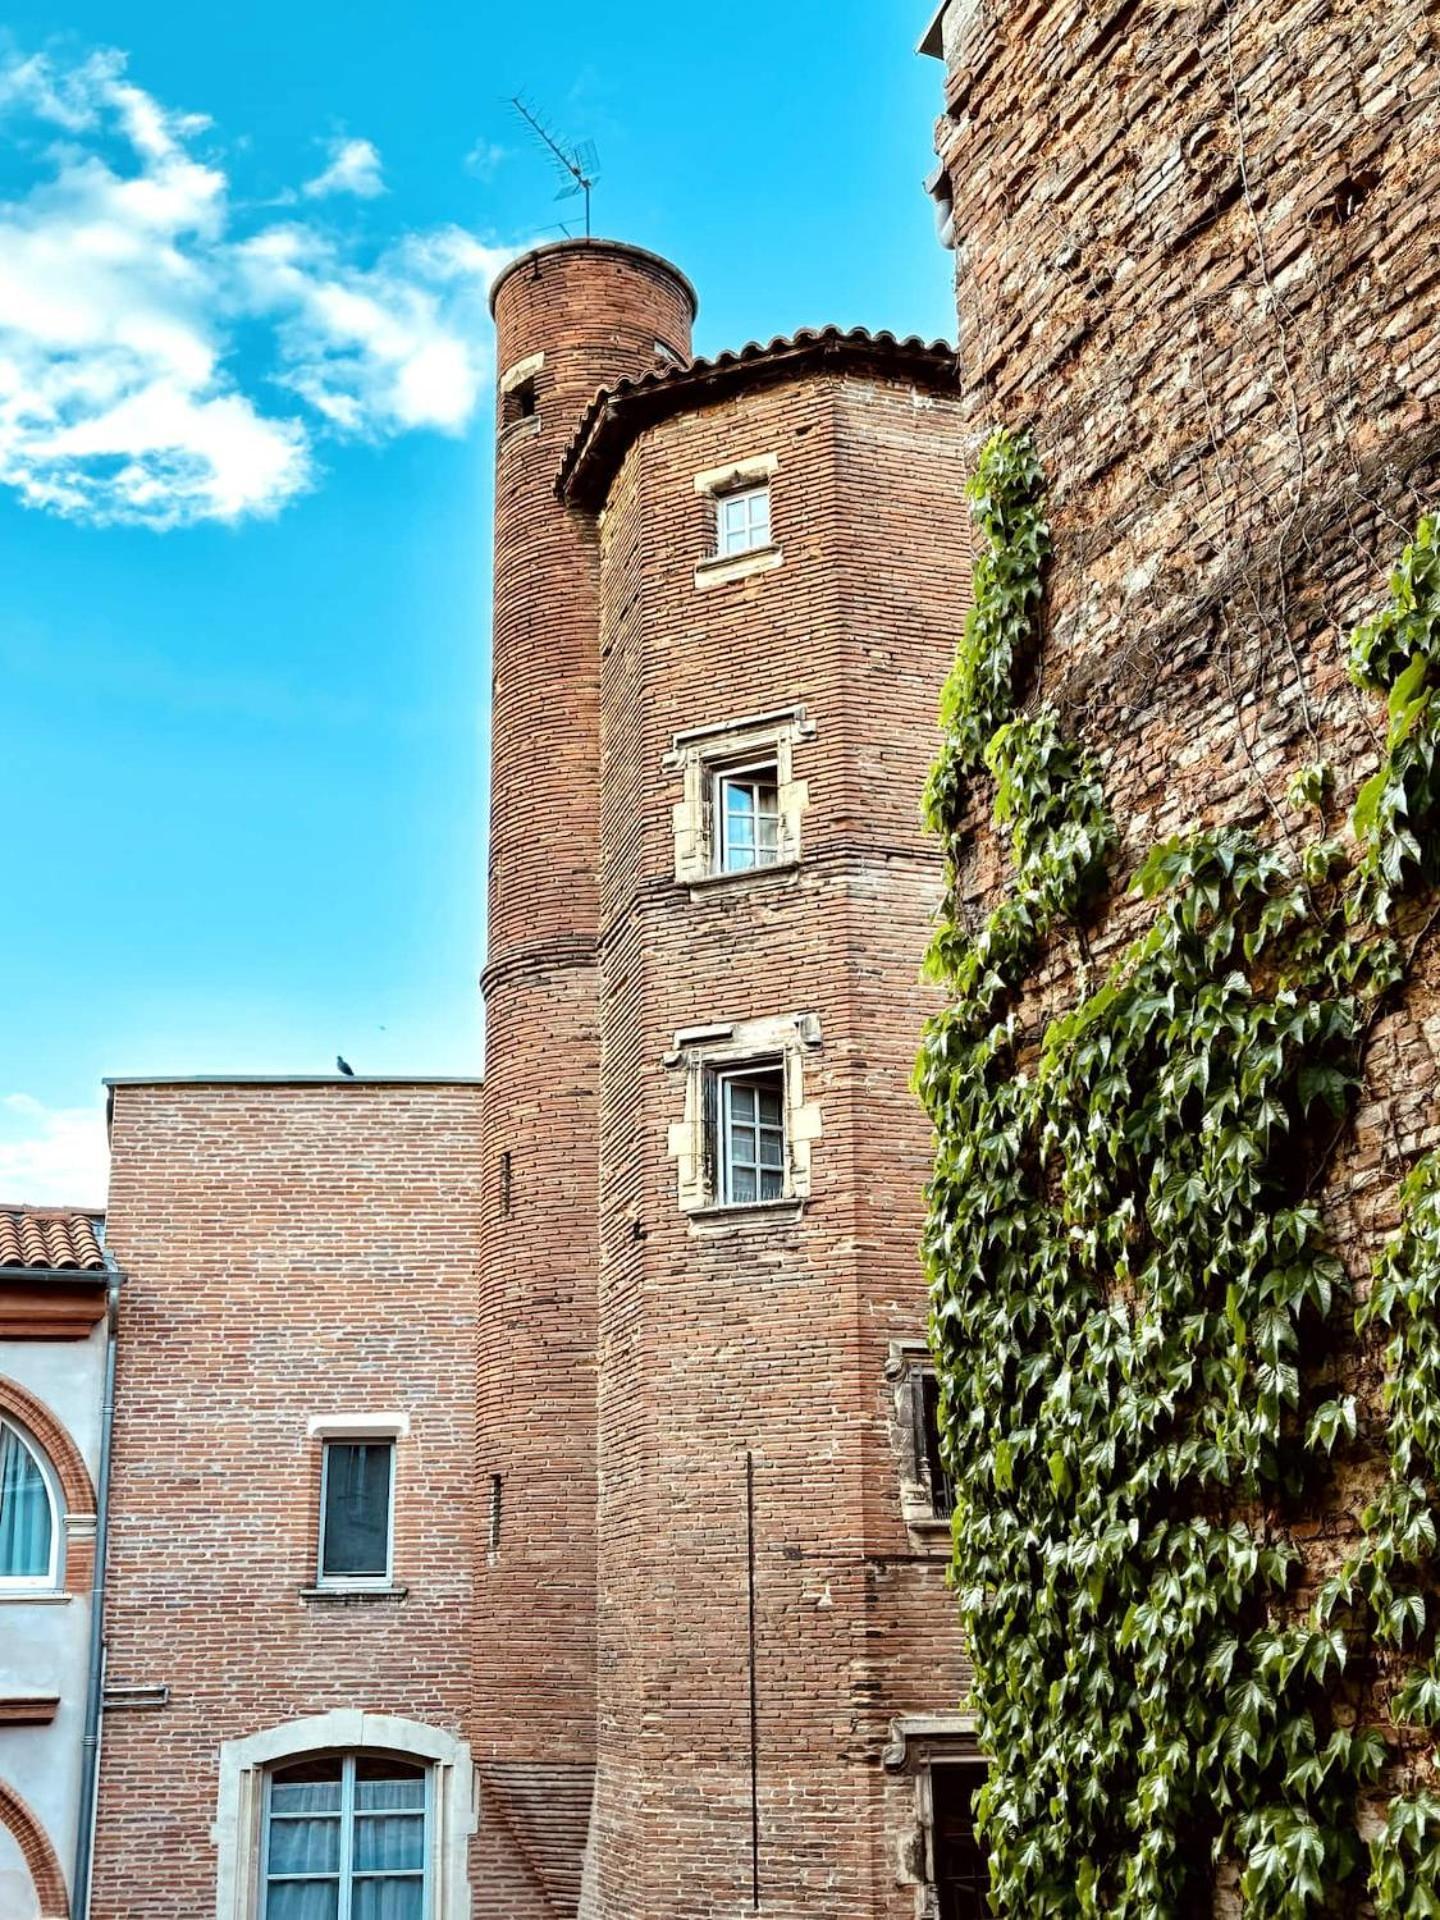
[{"left": 9, "top": 238, "right": 977, "bottom": 1920}]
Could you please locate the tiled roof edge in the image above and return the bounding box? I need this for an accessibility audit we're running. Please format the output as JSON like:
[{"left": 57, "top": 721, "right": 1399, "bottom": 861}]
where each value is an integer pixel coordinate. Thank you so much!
[
  {"left": 0, "top": 1207, "right": 108, "bottom": 1272},
  {"left": 556, "top": 325, "right": 958, "bottom": 509}
]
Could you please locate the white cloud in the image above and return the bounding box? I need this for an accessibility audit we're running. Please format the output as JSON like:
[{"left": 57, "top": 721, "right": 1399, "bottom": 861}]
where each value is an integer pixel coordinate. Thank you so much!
[
  {"left": 303, "top": 135, "right": 385, "bottom": 201},
  {"left": 463, "top": 137, "right": 506, "bottom": 182},
  {"left": 0, "top": 49, "right": 513, "bottom": 528},
  {"left": 0, "top": 1094, "right": 109, "bottom": 1208}
]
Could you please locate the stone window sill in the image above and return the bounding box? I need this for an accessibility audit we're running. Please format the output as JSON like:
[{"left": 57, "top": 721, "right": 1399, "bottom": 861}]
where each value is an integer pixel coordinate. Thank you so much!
[
  {"left": 498, "top": 414, "right": 541, "bottom": 447},
  {"left": 686, "top": 1197, "right": 804, "bottom": 1231},
  {"left": 299, "top": 1584, "right": 409, "bottom": 1605},
  {"left": 683, "top": 856, "right": 800, "bottom": 893},
  {"left": 0, "top": 1590, "right": 69, "bottom": 1606},
  {"left": 694, "top": 544, "right": 783, "bottom": 592}
]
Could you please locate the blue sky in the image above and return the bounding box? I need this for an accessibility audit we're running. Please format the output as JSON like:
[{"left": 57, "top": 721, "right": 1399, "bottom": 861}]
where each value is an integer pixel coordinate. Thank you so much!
[{"left": 0, "top": 2, "right": 954, "bottom": 1203}]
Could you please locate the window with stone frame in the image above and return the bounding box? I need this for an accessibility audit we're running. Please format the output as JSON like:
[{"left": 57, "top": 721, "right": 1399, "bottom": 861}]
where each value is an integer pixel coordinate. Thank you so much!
[
  {"left": 882, "top": 1718, "right": 988, "bottom": 1920},
  {"left": 886, "top": 1341, "right": 957, "bottom": 1542},
  {"left": 666, "top": 1012, "right": 822, "bottom": 1218},
  {"left": 692, "top": 453, "right": 781, "bottom": 588},
  {"left": 666, "top": 707, "right": 813, "bottom": 887}
]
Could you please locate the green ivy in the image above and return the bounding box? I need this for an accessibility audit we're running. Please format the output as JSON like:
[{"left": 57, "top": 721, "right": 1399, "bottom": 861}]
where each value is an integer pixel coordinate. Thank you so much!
[{"left": 919, "top": 449, "right": 1440, "bottom": 1914}]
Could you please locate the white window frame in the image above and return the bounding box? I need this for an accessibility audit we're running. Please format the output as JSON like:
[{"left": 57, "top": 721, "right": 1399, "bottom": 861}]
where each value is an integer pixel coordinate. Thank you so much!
[
  {"left": 215, "top": 1712, "right": 476, "bottom": 1920},
  {"left": 714, "top": 483, "right": 771, "bottom": 559},
  {"left": 259, "top": 1751, "right": 433, "bottom": 1920},
  {"left": 713, "top": 758, "right": 783, "bottom": 874},
  {"left": 0, "top": 1416, "right": 61, "bottom": 1594},
  {"left": 317, "top": 1438, "right": 396, "bottom": 1591},
  {"left": 717, "top": 1064, "right": 788, "bottom": 1206}
]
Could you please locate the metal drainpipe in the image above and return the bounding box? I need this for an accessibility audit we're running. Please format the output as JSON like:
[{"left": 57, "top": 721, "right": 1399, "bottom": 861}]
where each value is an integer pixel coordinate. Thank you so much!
[{"left": 72, "top": 1266, "right": 121, "bottom": 1919}]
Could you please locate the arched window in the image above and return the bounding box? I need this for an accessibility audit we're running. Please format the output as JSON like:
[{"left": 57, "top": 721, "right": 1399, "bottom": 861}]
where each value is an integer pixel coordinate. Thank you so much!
[
  {"left": 216, "top": 1712, "right": 473, "bottom": 1920},
  {"left": 0, "top": 1418, "right": 58, "bottom": 1589},
  {"left": 262, "top": 1754, "right": 429, "bottom": 1920}
]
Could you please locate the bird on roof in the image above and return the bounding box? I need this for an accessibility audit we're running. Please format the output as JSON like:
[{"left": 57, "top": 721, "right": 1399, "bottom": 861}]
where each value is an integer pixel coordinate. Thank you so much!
[{"left": 336, "top": 1055, "right": 355, "bottom": 1077}]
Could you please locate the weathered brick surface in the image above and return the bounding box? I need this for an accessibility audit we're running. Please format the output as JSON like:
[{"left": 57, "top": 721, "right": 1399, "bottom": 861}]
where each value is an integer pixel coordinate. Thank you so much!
[
  {"left": 589, "top": 367, "right": 972, "bottom": 1917},
  {"left": 92, "top": 1082, "right": 485, "bottom": 1919},
  {"left": 927, "top": 0, "right": 1440, "bottom": 1866},
  {"left": 480, "top": 242, "right": 697, "bottom": 1916}
]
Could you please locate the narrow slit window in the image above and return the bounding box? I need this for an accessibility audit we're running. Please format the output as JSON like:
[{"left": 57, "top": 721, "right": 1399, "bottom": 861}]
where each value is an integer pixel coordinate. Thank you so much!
[
  {"left": 715, "top": 761, "right": 782, "bottom": 873},
  {"left": 263, "top": 1753, "right": 428, "bottom": 1920},
  {"left": 502, "top": 377, "right": 537, "bottom": 428},
  {"left": 319, "top": 1440, "right": 394, "bottom": 1586},
  {"left": 715, "top": 484, "right": 771, "bottom": 558},
  {"left": 718, "top": 1066, "right": 786, "bottom": 1205}
]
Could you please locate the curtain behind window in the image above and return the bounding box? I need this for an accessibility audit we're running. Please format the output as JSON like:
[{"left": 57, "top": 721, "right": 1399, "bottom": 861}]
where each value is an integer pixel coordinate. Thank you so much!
[{"left": 0, "top": 1423, "right": 52, "bottom": 1578}]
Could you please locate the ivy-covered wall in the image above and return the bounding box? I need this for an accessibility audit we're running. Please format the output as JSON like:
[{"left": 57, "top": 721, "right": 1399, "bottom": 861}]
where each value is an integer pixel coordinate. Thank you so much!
[{"left": 923, "top": 0, "right": 1440, "bottom": 1909}]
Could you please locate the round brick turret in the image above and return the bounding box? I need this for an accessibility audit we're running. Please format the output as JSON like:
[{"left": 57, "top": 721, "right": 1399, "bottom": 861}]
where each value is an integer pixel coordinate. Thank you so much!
[{"left": 477, "top": 240, "right": 696, "bottom": 1837}]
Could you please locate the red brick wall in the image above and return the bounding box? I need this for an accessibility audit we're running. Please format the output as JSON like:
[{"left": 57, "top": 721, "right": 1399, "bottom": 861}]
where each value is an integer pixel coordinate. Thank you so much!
[
  {"left": 479, "top": 242, "right": 695, "bottom": 1914},
  {"left": 93, "top": 1081, "right": 483, "bottom": 1920},
  {"left": 926, "top": 0, "right": 1440, "bottom": 1874},
  {"left": 590, "top": 369, "right": 972, "bottom": 1918}
]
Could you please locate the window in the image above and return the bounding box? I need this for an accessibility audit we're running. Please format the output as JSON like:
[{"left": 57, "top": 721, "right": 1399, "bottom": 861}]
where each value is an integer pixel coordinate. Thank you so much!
[
  {"left": 916, "top": 1370, "right": 956, "bottom": 1522},
  {"left": 715, "top": 761, "right": 782, "bottom": 873},
  {"left": 715, "top": 483, "right": 771, "bottom": 558},
  {"left": 665, "top": 707, "right": 812, "bottom": 887},
  {"left": 666, "top": 1011, "right": 821, "bottom": 1217},
  {"left": 262, "top": 1754, "right": 429, "bottom": 1920},
  {"left": 319, "top": 1441, "right": 394, "bottom": 1587},
  {"left": 0, "top": 1419, "right": 57, "bottom": 1589},
  {"left": 717, "top": 1066, "right": 786, "bottom": 1205},
  {"left": 930, "top": 1761, "right": 989, "bottom": 1918},
  {"left": 501, "top": 377, "right": 537, "bottom": 429}
]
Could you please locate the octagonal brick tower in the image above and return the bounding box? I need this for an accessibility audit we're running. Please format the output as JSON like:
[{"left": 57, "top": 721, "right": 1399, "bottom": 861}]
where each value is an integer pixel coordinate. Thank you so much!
[{"left": 477, "top": 240, "right": 696, "bottom": 1907}]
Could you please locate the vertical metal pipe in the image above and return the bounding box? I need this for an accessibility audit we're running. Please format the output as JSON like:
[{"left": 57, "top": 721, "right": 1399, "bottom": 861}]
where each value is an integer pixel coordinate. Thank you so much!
[
  {"left": 73, "top": 1268, "right": 121, "bottom": 1918},
  {"left": 747, "top": 1449, "right": 760, "bottom": 1910}
]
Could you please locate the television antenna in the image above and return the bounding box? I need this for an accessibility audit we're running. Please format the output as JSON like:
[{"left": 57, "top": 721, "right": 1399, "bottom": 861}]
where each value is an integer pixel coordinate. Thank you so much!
[{"left": 510, "top": 96, "right": 600, "bottom": 238}]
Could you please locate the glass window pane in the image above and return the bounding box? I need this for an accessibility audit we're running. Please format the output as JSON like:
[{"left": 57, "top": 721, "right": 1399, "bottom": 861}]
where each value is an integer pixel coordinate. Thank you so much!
[
  {"left": 731, "top": 1165, "right": 757, "bottom": 1204},
  {"left": 759, "top": 1167, "right": 784, "bottom": 1201},
  {"left": 352, "top": 1880, "right": 424, "bottom": 1920},
  {"left": 729, "top": 1085, "right": 756, "bottom": 1123},
  {"left": 354, "top": 1770, "right": 425, "bottom": 1810},
  {"left": 759, "top": 1131, "right": 784, "bottom": 1170},
  {"left": 272, "top": 1783, "right": 343, "bottom": 1817},
  {"left": 354, "top": 1814, "right": 425, "bottom": 1873},
  {"left": 266, "top": 1881, "right": 339, "bottom": 1920},
  {"left": 275, "top": 1759, "right": 345, "bottom": 1786},
  {"left": 757, "top": 1086, "right": 784, "bottom": 1128},
  {"left": 267, "top": 1817, "right": 341, "bottom": 1876},
  {"left": 0, "top": 1424, "right": 52, "bottom": 1579},
  {"left": 321, "top": 1443, "right": 391, "bottom": 1578}
]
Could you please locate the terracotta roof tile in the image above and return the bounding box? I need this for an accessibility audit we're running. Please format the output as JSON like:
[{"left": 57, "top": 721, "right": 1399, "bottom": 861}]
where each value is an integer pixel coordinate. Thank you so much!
[
  {"left": 0, "top": 1208, "right": 106, "bottom": 1272},
  {"left": 556, "top": 324, "right": 958, "bottom": 508}
]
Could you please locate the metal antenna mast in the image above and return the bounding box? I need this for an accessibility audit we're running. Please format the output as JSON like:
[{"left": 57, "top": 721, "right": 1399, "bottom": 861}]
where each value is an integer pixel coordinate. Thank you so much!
[{"left": 510, "top": 97, "right": 601, "bottom": 238}]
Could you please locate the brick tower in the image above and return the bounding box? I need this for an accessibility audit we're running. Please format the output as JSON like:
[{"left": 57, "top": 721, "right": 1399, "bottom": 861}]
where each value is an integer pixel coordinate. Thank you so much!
[
  {"left": 488, "top": 231, "right": 974, "bottom": 1913},
  {"left": 477, "top": 241, "right": 697, "bottom": 1909}
]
